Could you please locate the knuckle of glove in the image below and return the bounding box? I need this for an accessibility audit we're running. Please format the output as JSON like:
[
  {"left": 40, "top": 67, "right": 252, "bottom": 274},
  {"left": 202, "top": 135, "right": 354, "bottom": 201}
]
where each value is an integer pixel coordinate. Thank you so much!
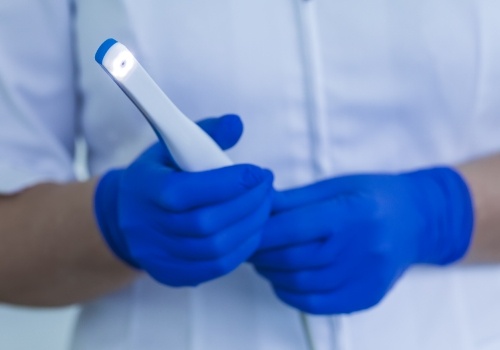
[
  {"left": 206, "top": 234, "right": 261, "bottom": 279},
  {"left": 117, "top": 208, "right": 141, "bottom": 236},
  {"left": 190, "top": 210, "right": 220, "bottom": 236},
  {"left": 203, "top": 235, "right": 231, "bottom": 259},
  {"left": 159, "top": 179, "right": 188, "bottom": 212}
]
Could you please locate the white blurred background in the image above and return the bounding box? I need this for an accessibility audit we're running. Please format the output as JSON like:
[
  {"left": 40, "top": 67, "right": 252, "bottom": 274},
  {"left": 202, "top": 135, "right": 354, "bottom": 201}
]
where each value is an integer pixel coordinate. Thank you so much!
[{"left": 0, "top": 305, "right": 78, "bottom": 349}]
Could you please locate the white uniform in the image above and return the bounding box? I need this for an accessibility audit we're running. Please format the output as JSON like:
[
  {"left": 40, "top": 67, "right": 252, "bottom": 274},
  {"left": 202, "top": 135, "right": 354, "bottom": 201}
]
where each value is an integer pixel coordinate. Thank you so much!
[{"left": 2, "top": 1, "right": 500, "bottom": 349}]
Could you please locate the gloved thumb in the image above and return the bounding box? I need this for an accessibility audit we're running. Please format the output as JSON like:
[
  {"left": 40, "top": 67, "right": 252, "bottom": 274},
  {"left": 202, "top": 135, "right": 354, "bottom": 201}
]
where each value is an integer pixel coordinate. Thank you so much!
[
  {"left": 197, "top": 114, "right": 244, "bottom": 150},
  {"left": 139, "top": 114, "right": 244, "bottom": 169}
]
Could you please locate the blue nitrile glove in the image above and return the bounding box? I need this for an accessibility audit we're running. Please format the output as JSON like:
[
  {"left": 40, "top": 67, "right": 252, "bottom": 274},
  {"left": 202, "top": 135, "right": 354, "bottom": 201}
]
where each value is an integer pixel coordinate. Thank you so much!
[
  {"left": 94, "top": 114, "right": 274, "bottom": 287},
  {"left": 251, "top": 167, "right": 474, "bottom": 314}
]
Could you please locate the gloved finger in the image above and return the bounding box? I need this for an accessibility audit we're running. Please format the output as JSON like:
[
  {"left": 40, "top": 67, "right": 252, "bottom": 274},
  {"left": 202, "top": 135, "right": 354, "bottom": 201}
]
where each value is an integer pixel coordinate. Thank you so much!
[
  {"left": 142, "top": 232, "right": 261, "bottom": 287},
  {"left": 273, "top": 269, "right": 395, "bottom": 315},
  {"left": 155, "top": 175, "right": 273, "bottom": 236},
  {"left": 137, "top": 114, "right": 243, "bottom": 168},
  {"left": 272, "top": 175, "right": 366, "bottom": 214},
  {"left": 258, "top": 194, "right": 376, "bottom": 251},
  {"left": 255, "top": 249, "right": 364, "bottom": 294},
  {"left": 149, "top": 164, "right": 273, "bottom": 212},
  {"left": 250, "top": 237, "right": 339, "bottom": 270},
  {"left": 159, "top": 194, "right": 273, "bottom": 260},
  {"left": 273, "top": 288, "right": 363, "bottom": 315}
]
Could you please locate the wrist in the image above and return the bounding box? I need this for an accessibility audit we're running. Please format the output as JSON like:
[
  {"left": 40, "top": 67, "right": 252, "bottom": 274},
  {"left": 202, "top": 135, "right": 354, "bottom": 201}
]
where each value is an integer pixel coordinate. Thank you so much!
[
  {"left": 94, "top": 170, "right": 139, "bottom": 268},
  {"left": 405, "top": 167, "right": 474, "bottom": 265}
]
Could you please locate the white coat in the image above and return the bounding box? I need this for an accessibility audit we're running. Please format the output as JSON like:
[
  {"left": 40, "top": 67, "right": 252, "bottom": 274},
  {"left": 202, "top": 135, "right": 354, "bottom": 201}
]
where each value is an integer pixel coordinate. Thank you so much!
[{"left": 1, "top": 1, "right": 500, "bottom": 349}]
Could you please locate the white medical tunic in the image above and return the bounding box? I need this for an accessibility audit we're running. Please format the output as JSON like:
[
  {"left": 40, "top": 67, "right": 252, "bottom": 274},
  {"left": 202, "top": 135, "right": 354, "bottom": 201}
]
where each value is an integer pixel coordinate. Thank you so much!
[{"left": 1, "top": 1, "right": 500, "bottom": 349}]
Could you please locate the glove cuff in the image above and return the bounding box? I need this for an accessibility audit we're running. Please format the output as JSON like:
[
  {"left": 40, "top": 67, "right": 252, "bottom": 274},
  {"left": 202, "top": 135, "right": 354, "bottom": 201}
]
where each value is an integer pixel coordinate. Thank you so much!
[
  {"left": 94, "top": 170, "right": 139, "bottom": 268},
  {"left": 406, "top": 167, "right": 474, "bottom": 265}
]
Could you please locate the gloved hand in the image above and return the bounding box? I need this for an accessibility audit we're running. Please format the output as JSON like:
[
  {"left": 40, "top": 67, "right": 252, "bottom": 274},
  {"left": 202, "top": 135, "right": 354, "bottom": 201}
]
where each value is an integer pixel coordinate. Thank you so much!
[
  {"left": 251, "top": 167, "right": 474, "bottom": 314},
  {"left": 94, "top": 114, "right": 274, "bottom": 287}
]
